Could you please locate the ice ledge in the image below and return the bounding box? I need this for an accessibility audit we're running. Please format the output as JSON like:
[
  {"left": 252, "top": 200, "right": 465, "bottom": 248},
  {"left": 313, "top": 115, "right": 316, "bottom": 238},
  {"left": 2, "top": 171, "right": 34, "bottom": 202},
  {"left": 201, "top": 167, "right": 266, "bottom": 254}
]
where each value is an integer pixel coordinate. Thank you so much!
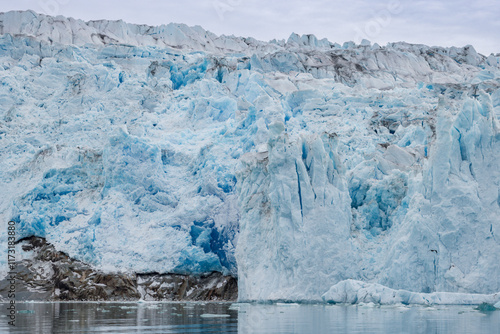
[{"left": 322, "top": 279, "right": 500, "bottom": 306}]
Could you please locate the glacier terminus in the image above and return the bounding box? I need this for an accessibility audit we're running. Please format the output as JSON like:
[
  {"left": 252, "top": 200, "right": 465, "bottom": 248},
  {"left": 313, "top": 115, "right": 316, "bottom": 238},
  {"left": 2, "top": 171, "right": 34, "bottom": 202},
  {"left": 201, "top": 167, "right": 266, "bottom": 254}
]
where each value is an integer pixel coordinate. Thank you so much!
[{"left": 0, "top": 10, "right": 499, "bottom": 304}]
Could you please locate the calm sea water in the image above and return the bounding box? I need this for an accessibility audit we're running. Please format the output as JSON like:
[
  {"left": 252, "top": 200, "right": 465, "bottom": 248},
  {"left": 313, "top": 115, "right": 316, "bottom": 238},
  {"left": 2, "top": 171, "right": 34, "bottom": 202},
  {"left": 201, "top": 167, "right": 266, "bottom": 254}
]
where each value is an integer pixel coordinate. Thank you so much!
[{"left": 1, "top": 302, "right": 499, "bottom": 333}]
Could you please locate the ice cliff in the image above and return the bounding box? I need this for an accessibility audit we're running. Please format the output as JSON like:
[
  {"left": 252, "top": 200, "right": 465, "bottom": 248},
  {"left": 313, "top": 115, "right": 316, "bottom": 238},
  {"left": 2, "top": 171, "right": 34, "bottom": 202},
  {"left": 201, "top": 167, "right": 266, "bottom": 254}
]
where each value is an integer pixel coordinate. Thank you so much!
[{"left": 0, "top": 10, "right": 499, "bottom": 302}]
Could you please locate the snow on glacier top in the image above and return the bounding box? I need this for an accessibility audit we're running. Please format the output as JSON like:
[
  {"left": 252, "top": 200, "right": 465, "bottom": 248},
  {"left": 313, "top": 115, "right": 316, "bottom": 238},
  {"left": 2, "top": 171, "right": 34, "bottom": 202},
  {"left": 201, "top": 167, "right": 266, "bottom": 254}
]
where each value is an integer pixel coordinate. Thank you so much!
[
  {"left": 0, "top": 10, "right": 284, "bottom": 53},
  {"left": 0, "top": 9, "right": 496, "bottom": 60}
]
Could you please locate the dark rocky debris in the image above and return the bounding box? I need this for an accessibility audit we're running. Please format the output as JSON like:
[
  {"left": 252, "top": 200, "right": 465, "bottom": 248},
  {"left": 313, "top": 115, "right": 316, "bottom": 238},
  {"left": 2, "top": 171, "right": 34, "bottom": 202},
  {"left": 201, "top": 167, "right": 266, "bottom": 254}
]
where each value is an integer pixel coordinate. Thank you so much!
[{"left": 0, "top": 237, "right": 237, "bottom": 301}]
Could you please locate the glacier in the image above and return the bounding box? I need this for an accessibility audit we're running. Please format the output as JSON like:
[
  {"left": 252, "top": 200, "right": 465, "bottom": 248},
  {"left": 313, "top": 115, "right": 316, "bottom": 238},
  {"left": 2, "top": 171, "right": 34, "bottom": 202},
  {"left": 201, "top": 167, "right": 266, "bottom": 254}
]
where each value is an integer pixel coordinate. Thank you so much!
[{"left": 0, "top": 10, "right": 499, "bottom": 303}]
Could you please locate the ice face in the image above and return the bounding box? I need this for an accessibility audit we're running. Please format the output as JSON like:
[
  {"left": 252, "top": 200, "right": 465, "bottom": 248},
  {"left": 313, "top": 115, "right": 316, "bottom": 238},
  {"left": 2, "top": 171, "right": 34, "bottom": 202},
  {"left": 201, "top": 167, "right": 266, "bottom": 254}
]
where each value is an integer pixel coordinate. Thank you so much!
[
  {"left": 0, "top": 10, "right": 499, "bottom": 302},
  {"left": 236, "top": 129, "right": 354, "bottom": 301}
]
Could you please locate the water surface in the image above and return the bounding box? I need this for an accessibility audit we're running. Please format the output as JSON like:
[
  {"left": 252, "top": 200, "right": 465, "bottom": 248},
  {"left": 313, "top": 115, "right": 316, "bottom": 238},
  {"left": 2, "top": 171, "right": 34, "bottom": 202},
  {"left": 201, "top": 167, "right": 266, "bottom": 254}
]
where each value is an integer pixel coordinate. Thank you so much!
[{"left": 1, "top": 302, "right": 499, "bottom": 333}]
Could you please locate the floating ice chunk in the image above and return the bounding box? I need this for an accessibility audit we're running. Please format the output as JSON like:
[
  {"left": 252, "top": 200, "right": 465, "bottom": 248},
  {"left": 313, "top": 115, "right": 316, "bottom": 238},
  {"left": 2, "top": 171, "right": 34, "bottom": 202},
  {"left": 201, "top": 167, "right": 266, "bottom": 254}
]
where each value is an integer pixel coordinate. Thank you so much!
[
  {"left": 200, "top": 313, "right": 230, "bottom": 318},
  {"left": 322, "top": 280, "right": 500, "bottom": 305}
]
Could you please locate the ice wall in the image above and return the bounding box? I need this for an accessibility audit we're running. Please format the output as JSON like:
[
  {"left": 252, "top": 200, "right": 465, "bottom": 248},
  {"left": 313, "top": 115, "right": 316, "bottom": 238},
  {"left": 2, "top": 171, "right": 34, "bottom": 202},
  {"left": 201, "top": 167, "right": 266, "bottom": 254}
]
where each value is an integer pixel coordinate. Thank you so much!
[
  {"left": 375, "top": 93, "right": 500, "bottom": 294},
  {"left": 236, "top": 125, "right": 354, "bottom": 300},
  {"left": 1, "top": 10, "right": 499, "bottom": 302}
]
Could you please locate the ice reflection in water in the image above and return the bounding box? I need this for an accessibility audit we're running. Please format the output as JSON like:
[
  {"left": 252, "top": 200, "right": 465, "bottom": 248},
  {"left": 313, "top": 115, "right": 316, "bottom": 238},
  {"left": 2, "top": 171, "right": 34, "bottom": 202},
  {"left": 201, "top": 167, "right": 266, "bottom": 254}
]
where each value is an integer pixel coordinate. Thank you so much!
[
  {"left": 2, "top": 302, "right": 238, "bottom": 333},
  {"left": 237, "top": 303, "right": 500, "bottom": 334},
  {"left": 2, "top": 302, "right": 499, "bottom": 334}
]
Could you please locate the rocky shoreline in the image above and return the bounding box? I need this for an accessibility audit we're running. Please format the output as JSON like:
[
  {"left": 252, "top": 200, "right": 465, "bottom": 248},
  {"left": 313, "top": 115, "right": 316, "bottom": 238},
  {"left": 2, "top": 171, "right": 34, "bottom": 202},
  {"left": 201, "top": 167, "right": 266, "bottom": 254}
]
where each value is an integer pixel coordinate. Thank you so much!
[{"left": 0, "top": 237, "right": 237, "bottom": 302}]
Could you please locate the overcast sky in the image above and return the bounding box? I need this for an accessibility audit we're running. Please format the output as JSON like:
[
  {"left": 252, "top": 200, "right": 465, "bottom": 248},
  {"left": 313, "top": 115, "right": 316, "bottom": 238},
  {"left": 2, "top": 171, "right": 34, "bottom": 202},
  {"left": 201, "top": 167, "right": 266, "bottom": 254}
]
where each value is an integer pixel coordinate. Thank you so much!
[{"left": 1, "top": 0, "right": 499, "bottom": 55}]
